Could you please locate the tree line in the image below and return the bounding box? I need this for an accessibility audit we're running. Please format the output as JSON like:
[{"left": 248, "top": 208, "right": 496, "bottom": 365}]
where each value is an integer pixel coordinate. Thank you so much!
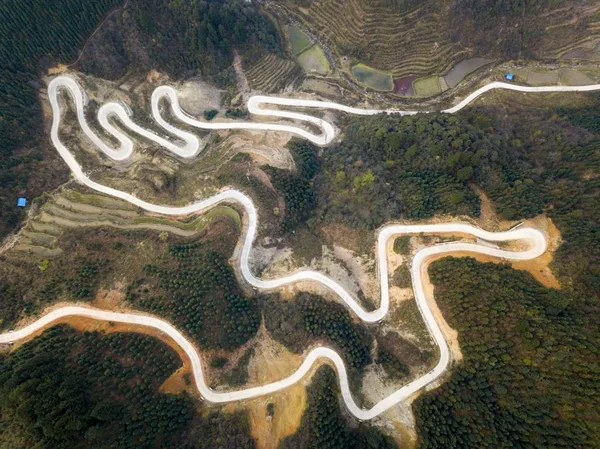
[{"left": 265, "top": 141, "right": 320, "bottom": 231}]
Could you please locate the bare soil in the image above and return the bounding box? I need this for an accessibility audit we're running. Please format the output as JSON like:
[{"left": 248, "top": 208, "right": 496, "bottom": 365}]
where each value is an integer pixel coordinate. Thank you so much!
[{"left": 245, "top": 326, "right": 307, "bottom": 449}]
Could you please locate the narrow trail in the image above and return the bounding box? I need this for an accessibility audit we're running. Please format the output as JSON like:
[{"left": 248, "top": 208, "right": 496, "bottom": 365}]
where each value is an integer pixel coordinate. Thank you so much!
[{"left": 3, "top": 74, "right": 591, "bottom": 419}]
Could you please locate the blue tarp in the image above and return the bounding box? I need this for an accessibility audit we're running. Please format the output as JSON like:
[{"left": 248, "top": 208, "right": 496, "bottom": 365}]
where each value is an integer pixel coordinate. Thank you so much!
[
  {"left": 16, "top": 198, "right": 27, "bottom": 207},
  {"left": 505, "top": 72, "right": 514, "bottom": 81}
]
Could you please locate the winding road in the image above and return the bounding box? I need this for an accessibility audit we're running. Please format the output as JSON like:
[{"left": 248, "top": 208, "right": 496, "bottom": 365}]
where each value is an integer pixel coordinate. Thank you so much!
[{"left": 1, "top": 75, "right": 594, "bottom": 419}]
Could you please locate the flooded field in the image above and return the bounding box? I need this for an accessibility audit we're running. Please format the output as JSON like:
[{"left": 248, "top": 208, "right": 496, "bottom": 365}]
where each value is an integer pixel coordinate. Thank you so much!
[
  {"left": 443, "top": 57, "right": 493, "bottom": 88},
  {"left": 351, "top": 63, "right": 394, "bottom": 91},
  {"left": 288, "top": 25, "right": 312, "bottom": 56}
]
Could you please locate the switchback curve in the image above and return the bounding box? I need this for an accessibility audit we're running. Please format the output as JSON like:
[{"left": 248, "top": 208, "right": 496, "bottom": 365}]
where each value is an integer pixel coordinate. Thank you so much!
[{"left": 2, "top": 74, "right": 574, "bottom": 419}]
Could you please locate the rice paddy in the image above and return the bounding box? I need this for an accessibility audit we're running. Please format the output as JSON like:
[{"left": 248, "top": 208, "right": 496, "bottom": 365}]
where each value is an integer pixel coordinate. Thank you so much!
[
  {"left": 296, "top": 44, "right": 330, "bottom": 75},
  {"left": 289, "top": 25, "right": 313, "bottom": 56},
  {"left": 351, "top": 63, "right": 394, "bottom": 91},
  {"left": 413, "top": 76, "right": 441, "bottom": 97}
]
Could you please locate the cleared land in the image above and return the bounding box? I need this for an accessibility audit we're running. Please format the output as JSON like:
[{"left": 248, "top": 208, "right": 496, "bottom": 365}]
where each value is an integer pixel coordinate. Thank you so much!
[{"left": 11, "top": 188, "right": 240, "bottom": 258}]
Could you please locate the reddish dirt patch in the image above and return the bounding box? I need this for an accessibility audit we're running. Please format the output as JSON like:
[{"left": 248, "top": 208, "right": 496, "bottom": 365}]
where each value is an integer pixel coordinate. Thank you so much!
[
  {"left": 245, "top": 327, "right": 306, "bottom": 449},
  {"left": 160, "top": 367, "right": 194, "bottom": 395},
  {"left": 394, "top": 76, "right": 417, "bottom": 96},
  {"left": 92, "top": 282, "right": 126, "bottom": 310}
]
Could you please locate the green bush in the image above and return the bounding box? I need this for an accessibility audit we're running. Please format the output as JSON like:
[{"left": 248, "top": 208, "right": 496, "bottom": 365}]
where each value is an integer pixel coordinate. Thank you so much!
[{"left": 203, "top": 109, "right": 218, "bottom": 121}]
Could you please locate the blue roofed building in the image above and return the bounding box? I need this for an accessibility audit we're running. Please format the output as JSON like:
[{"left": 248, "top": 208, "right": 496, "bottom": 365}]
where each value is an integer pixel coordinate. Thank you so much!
[
  {"left": 16, "top": 197, "right": 27, "bottom": 207},
  {"left": 505, "top": 72, "right": 515, "bottom": 81}
]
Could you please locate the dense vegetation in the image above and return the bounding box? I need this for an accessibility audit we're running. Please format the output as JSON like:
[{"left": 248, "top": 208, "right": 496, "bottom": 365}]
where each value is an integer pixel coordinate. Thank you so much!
[
  {"left": 263, "top": 97, "right": 600, "bottom": 446},
  {"left": 265, "top": 141, "right": 320, "bottom": 231},
  {"left": 263, "top": 293, "right": 372, "bottom": 372},
  {"left": 1, "top": 325, "right": 187, "bottom": 448},
  {"left": 412, "top": 97, "right": 597, "bottom": 446},
  {"left": 79, "top": 0, "right": 282, "bottom": 83},
  {"left": 0, "top": 325, "right": 256, "bottom": 449},
  {"left": 0, "top": 0, "right": 119, "bottom": 158},
  {"left": 280, "top": 366, "right": 397, "bottom": 449},
  {"left": 315, "top": 112, "right": 546, "bottom": 228},
  {"left": 128, "top": 242, "right": 260, "bottom": 350},
  {"left": 414, "top": 258, "right": 600, "bottom": 448},
  {"left": 485, "top": 98, "right": 600, "bottom": 305},
  {"left": 393, "top": 236, "right": 411, "bottom": 255},
  {"left": 558, "top": 99, "right": 600, "bottom": 134}
]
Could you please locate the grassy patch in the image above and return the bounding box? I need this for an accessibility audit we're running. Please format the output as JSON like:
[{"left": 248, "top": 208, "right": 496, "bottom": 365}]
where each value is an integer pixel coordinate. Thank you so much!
[
  {"left": 288, "top": 24, "right": 313, "bottom": 56},
  {"left": 527, "top": 69, "right": 559, "bottom": 85},
  {"left": 65, "top": 190, "right": 132, "bottom": 209},
  {"left": 413, "top": 76, "right": 442, "bottom": 97},
  {"left": 391, "top": 299, "right": 433, "bottom": 348},
  {"left": 296, "top": 45, "right": 330, "bottom": 75},
  {"left": 351, "top": 63, "right": 394, "bottom": 91},
  {"left": 392, "top": 264, "right": 412, "bottom": 288},
  {"left": 558, "top": 69, "right": 593, "bottom": 86},
  {"left": 393, "top": 236, "right": 411, "bottom": 255}
]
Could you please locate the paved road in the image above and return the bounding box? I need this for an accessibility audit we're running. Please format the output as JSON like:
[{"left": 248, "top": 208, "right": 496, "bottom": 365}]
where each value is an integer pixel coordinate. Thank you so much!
[{"left": 4, "top": 74, "right": 587, "bottom": 419}]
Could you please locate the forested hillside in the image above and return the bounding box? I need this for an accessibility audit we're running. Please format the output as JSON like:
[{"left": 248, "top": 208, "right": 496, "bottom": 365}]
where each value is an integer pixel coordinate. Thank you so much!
[
  {"left": 78, "top": 0, "right": 283, "bottom": 83},
  {"left": 407, "top": 99, "right": 600, "bottom": 446},
  {"left": 0, "top": 325, "right": 255, "bottom": 449},
  {"left": 263, "top": 293, "right": 373, "bottom": 375},
  {"left": 276, "top": 94, "right": 600, "bottom": 446},
  {"left": 414, "top": 258, "right": 600, "bottom": 448},
  {"left": 315, "top": 111, "right": 542, "bottom": 228},
  {"left": 0, "top": 0, "right": 120, "bottom": 239},
  {"left": 129, "top": 242, "right": 260, "bottom": 350},
  {"left": 280, "top": 366, "right": 397, "bottom": 449}
]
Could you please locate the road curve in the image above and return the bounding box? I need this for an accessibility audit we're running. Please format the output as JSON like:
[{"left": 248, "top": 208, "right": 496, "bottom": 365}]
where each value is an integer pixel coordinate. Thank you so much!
[{"left": 0, "top": 75, "right": 568, "bottom": 419}]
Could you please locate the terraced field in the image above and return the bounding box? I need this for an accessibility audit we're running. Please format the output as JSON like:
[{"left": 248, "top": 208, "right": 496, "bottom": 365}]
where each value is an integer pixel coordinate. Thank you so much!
[
  {"left": 284, "top": 0, "right": 600, "bottom": 80},
  {"left": 537, "top": 5, "right": 600, "bottom": 58},
  {"left": 245, "top": 53, "right": 303, "bottom": 93},
  {"left": 12, "top": 189, "right": 240, "bottom": 258},
  {"left": 291, "top": 0, "right": 464, "bottom": 78}
]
